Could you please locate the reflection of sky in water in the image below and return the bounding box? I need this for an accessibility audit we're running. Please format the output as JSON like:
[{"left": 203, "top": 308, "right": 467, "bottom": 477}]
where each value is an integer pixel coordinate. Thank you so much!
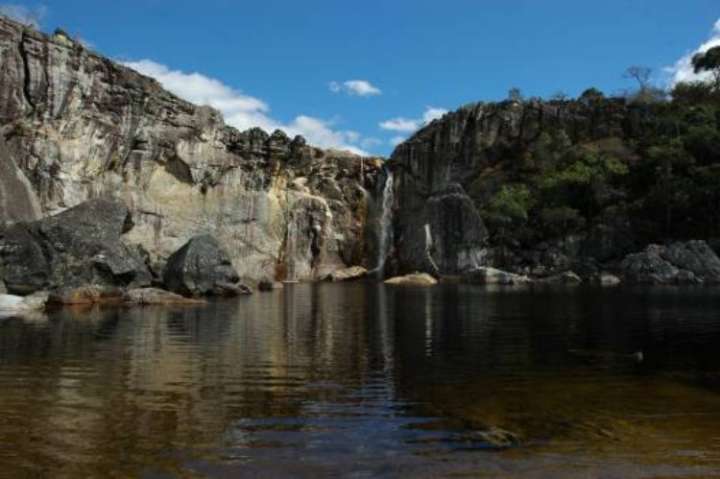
[{"left": 0, "top": 284, "right": 719, "bottom": 477}]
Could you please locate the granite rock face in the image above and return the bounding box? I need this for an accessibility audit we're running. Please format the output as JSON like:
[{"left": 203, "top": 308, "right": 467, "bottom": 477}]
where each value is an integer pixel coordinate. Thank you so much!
[
  {"left": 0, "top": 199, "right": 151, "bottom": 294},
  {"left": 0, "top": 16, "right": 383, "bottom": 282}
]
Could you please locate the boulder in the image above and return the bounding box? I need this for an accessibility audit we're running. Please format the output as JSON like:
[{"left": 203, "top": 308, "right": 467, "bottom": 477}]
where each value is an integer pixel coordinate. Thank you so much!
[
  {"left": 323, "top": 266, "right": 367, "bottom": 282},
  {"left": 621, "top": 241, "right": 720, "bottom": 284},
  {"left": 163, "top": 235, "right": 251, "bottom": 297},
  {"left": 463, "top": 267, "right": 531, "bottom": 285},
  {"left": 0, "top": 199, "right": 151, "bottom": 295},
  {"left": 124, "top": 288, "right": 206, "bottom": 305},
  {"left": 384, "top": 273, "right": 438, "bottom": 286}
]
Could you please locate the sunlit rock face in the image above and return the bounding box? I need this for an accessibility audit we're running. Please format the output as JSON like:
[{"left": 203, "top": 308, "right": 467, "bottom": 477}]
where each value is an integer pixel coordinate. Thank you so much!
[{"left": 0, "top": 16, "right": 383, "bottom": 281}]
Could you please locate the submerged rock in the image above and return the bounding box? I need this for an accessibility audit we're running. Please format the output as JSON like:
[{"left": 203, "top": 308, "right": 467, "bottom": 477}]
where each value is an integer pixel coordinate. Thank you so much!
[
  {"left": 48, "top": 285, "right": 125, "bottom": 305},
  {"left": 124, "top": 288, "right": 206, "bottom": 305},
  {"left": 384, "top": 273, "right": 438, "bottom": 286},
  {"left": 0, "top": 199, "right": 151, "bottom": 295},
  {"left": 462, "top": 267, "right": 531, "bottom": 285},
  {"left": 163, "top": 235, "right": 251, "bottom": 297},
  {"left": 323, "top": 266, "right": 367, "bottom": 282}
]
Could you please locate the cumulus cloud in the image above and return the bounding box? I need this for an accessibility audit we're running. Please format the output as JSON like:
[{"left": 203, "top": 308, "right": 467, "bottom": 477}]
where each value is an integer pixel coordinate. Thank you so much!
[
  {"left": 380, "top": 106, "right": 447, "bottom": 133},
  {"left": 329, "top": 80, "right": 382, "bottom": 96},
  {"left": 666, "top": 19, "right": 720, "bottom": 86},
  {"left": 124, "top": 59, "right": 371, "bottom": 155},
  {"left": 379, "top": 106, "right": 448, "bottom": 146},
  {"left": 0, "top": 3, "right": 47, "bottom": 27}
]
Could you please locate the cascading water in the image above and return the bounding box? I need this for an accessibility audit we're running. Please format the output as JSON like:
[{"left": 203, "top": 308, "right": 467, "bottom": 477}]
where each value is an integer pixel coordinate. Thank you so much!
[{"left": 376, "top": 169, "right": 394, "bottom": 274}]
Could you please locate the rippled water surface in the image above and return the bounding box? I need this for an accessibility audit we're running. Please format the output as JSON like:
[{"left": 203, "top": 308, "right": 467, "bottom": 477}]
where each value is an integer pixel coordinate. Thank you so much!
[{"left": 1, "top": 283, "right": 720, "bottom": 478}]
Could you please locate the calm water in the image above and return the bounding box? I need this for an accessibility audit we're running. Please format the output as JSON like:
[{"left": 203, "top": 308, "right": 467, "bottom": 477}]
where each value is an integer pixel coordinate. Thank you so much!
[{"left": 1, "top": 284, "right": 720, "bottom": 478}]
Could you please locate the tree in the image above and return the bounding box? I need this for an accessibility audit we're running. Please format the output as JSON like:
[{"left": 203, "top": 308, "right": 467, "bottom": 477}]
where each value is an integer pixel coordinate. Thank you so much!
[
  {"left": 508, "top": 87, "right": 523, "bottom": 103},
  {"left": 692, "top": 46, "right": 720, "bottom": 89},
  {"left": 623, "top": 66, "right": 652, "bottom": 90}
]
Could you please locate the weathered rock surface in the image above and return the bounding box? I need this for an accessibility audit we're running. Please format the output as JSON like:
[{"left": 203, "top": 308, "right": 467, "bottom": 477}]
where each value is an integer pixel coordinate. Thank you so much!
[
  {"left": 463, "top": 267, "right": 531, "bottom": 285},
  {"left": 0, "top": 199, "right": 151, "bottom": 295},
  {"left": 163, "top": 235, "right": 251, "bottom": 296},
  {"left": 621, "top": 241, "right": 720, "bottom": 284},
  {"left": 0, "top": 16, "right": 383, "bottom": 282},
  {"left": 384, "top": 273, "right": 438, "bottom": 286},
  {"left": 0, "top": 136, "right": 41, "bottom": 226},
  {"left": 323, "top": 266, "right": 367, "bottom": 282},
  {"left": 124, "top": 288, "right": 206, "bottom": 305}
]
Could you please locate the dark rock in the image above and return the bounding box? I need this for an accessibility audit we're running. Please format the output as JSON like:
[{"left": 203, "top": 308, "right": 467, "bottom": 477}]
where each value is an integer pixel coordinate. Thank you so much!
[
  {"left": 621, "top": 241, "right": 720, "bottom": 284},
  {"left": 0, "top": 199, "right": 151, "bottom": 295},
  {"left": 163, "top": 235, "right": 250, "bottom": 296}
]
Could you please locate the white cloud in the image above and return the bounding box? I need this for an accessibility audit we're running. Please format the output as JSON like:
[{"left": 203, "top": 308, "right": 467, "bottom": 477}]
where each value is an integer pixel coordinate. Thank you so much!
[
  {"left": 0, "top": 3, "right": 47, "bottom": 27},
  {"left": 124, "top": 59, "right": 370, "bottom": 155},
  {"left": 329, "top": 80, "right": 382, "bottom": 96},
  {"left": 666, "top": 18, "right": 720, "bottom": 86},
  {"left": 379, "top": 106, "right": 448, "bottom": 133},
  {"left": 379, "top": 117, "right": 419, "bottom": 133}
]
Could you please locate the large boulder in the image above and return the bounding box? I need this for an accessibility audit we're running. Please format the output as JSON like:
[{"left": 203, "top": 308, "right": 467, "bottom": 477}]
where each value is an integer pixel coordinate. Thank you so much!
[
  {"left": 124, "top": 288, "right": 206, "bottom": 305},
  {"left": 621, "top": 241, "right": 720, "bottom": 284},
  {"left": 0, "top": 199, "right": 151, "bottom": 295},
  {"left": 163, "top": 235, "right": 251, "bottom": 296}
]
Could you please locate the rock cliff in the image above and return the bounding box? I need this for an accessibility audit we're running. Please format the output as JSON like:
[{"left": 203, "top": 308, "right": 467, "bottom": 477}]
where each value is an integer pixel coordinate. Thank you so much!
[
  {"left": 388, "top": 97, "right": 652, "bottom": 277},
  {"left": 0, "top": 16, "right": 384, "bottom": 281}
]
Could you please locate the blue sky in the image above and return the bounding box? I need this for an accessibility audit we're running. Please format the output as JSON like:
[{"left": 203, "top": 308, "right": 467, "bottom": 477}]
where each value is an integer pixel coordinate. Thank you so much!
[{"left": 2, "top": 0, "right": 720, "bottom": 155}]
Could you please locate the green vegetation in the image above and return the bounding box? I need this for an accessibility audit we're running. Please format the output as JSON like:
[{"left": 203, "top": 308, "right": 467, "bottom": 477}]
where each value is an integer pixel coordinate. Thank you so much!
[{"left": 478, "top": 76, "right": 720, "bottom": 247}]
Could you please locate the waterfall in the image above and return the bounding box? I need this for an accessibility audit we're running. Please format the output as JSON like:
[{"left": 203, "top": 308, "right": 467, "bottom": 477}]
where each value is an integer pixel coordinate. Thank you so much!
[{"left": 377, "top": 170, "right": 394, "bottom": 273}]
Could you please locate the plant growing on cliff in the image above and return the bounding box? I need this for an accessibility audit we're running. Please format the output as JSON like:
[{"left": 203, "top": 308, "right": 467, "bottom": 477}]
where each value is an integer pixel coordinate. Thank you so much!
[{"left": 692, "top": 46, "right": 720, "bottom": 90}]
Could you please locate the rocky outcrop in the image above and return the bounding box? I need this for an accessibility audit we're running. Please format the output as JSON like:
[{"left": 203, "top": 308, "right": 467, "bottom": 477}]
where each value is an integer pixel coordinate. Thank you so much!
[
  {"left": 163, "top": 235, "right": 250, "bottom": 296},
  {"left": 0, "top": 199, "right": 151, "bottom": 295},
  {"left": 621, "top": 241, "right": 720, "bottom": 284},
  {"left": 0, "top": 16, "right": 383, "bottom": 282}
]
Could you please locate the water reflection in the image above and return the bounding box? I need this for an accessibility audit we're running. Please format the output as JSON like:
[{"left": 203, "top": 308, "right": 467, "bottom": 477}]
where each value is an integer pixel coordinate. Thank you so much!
[{"left": 0, "top": 285, "right": 719, "bottom": 477}]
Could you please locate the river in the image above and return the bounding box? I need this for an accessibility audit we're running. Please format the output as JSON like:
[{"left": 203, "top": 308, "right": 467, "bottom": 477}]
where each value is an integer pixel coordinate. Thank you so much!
[{"left": 1, "top": 283, "right": 719, "bottom": 478}]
